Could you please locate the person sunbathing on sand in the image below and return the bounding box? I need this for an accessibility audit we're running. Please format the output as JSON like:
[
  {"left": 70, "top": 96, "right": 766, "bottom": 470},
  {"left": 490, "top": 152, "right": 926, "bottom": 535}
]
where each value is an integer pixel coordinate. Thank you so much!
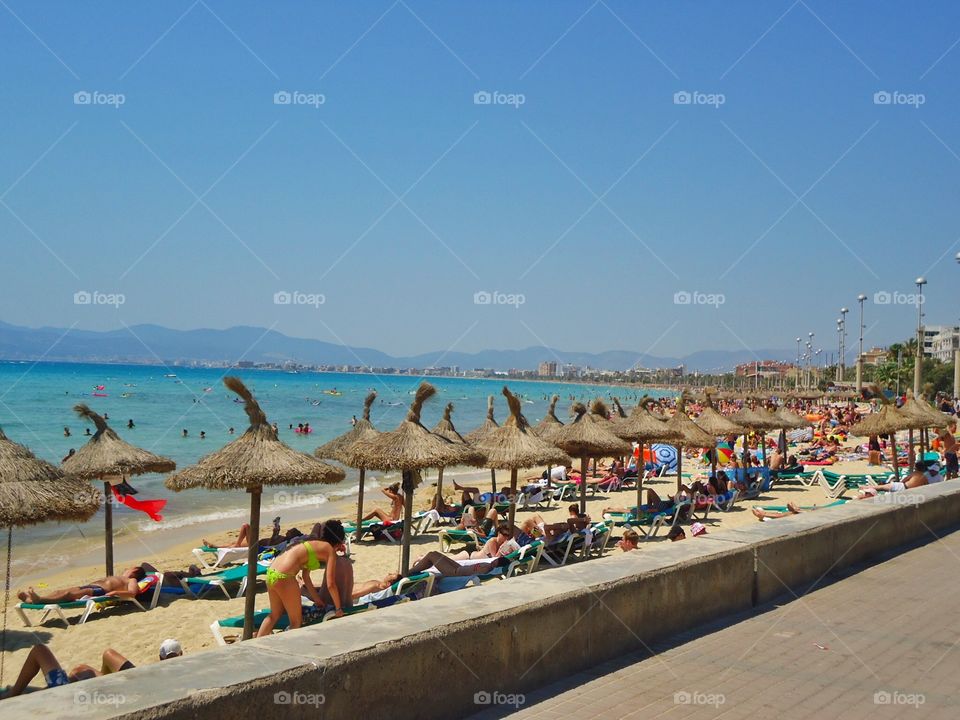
[
  {"left": 17, "top": 567, "right": 146, "bottom": 604},
  {"left": 361, "top": 483, "right": 404, "bottom": 523},
  {"left": 752, "top": 502, "right": 802, "bottom": 521},
  {"left": 858, "top": 463, "right": 930, "bottom": 497},
  {"left": 203, "top": 516, "right": 304, "bottom": 550},
  {"left": 0, "top": 645, "right": 135, "bottom": 699}
]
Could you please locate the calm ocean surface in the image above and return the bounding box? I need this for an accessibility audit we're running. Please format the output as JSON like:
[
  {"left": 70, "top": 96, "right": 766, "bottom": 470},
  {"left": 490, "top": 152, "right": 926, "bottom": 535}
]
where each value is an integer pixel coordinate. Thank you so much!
[{"left": 1, "top": 361, "right": 668, "bottom": 543}]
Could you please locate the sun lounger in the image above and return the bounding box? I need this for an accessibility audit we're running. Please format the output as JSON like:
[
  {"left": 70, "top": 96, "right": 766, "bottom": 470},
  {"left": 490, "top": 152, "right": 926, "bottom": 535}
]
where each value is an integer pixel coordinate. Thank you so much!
[
  {"left": 813, "top": 470, "right": 888, "bottom": 498},
  {"left": 178, "top": 563, "right": 268, "bottom": 600},
  {"left": 755, "top": 499, "right": 848, "bottom": 513},
  {"left": 210, "top": 594, "right": 414, "bottom": 645},
  {"left": 343, "top": 519, "right": 403, "bottom": 543},
  {"left": 16, "top": 573, "right": 164, "bottom": 627},
  {"left": 356, "top": 572, "right": 436, "bottom": 604},
  {"left": 437, "top": 527, "right": 493, "bottom": 552},
  {"left": 192, "top": 545, "right": 249, "bottom": 570}
]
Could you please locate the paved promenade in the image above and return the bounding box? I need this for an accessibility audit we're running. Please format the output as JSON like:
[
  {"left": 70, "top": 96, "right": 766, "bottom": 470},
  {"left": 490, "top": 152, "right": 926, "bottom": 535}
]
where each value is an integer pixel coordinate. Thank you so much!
[{"left": 471, "top": 527, "right": 960, "bottom": 720}]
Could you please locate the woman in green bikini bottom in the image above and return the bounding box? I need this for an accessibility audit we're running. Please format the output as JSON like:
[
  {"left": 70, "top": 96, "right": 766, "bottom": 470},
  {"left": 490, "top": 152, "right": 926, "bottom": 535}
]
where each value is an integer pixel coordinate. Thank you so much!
[{"left": 257, "top": 520, "right": 346, "bottom": 638}]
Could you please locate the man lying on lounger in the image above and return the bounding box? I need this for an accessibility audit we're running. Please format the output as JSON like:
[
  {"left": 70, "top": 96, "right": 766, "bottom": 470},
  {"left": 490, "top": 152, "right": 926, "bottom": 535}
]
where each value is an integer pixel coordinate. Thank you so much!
[
  {"left": 0, "top": 645, "right": 134, "bottom": 699},
  {"left": 17, "top": 567, "right": 146, "bottom": 604},
  {"left": 857, "top": 461, "right": 933, "bottom": 498}
]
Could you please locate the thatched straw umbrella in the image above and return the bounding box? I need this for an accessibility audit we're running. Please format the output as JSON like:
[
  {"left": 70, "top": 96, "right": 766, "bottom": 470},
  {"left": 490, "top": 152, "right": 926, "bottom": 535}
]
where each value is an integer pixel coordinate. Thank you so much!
[
  {"left": 315, "top": 391, "right": 380, "bottom": 542},
  {"left": 345, "top": 382, "right": 483, "bottom": 573},
  {"left": 1, "top": 427, "right": 101, "bottom": 682},
  {"left": 693, "top": 393, "right": 745, "bottom": 479},
  {"left": 430, "top": 402, "right": 479, "bottom": 514},
  {"left": 849, "top": 403, "right": 923, "bottom": 480},
  {"left": 612, "top": 400, "right": 682, "bottom": 516},
  {"left": 552, "top": 401, "right": 631, "bottom": 515},
  {"left": 730, "top": 405, "right": 781, "bottom": 468},
  {"left": 63, "top": 404, "right": 175, "bottom": 576},
  {"left": 665, "top": 397, "right": 716, "bottom": 493},
  {"left": 166, "top": 377, "right": 344, "bottom": 640},
  {"left": 899, "top": 392, "right": 949, "bottom": 469},
  {"left": 474, "top": 388, "right": 570, "bottom": 526},
  {"left": 466, "top": 395, "right": 500, "bottom": 492},
  {"left": 534, "top": 395, "right": 564, "bottom": 441}
]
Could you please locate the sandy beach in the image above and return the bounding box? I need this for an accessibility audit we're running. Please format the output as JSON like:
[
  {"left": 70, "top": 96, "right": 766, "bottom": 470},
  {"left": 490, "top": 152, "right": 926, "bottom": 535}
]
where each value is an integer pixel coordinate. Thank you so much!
[{"left": 1, "top": 453, "right": 857, "bottom": 685}]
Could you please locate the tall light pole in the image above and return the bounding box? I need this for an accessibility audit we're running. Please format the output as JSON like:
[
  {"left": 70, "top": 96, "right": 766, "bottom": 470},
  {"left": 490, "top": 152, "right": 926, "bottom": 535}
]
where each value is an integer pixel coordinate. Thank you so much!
[
  {"left": 955, "top": 253, "right": 960, "bottom": 401},
  {"left": 815, "top": 348, "right": 822, "bottom": 386},
  {"left": 836, "top": 318, "right": 843, "bottom": 383},
  {"left": 795, "top": 337, "right": 802, "bottom": 388},
  {"left": 856, "top": 294, "right": 867, "bottom": 393},
  {"left": 805, "top": 341, "right": 813, "bottom": 388},
  {"left": 840, "top": 307, "right": 849, "bottom": 381},
  {"left": 914, "top": 276, "right": 927, "bottom": 397}
]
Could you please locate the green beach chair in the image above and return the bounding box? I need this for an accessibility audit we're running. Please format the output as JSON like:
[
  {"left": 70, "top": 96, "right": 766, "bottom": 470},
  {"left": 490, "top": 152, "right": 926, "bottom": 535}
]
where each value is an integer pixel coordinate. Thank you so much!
[{"left": 179, "top": 563, "right": 269, "bottom": 600}]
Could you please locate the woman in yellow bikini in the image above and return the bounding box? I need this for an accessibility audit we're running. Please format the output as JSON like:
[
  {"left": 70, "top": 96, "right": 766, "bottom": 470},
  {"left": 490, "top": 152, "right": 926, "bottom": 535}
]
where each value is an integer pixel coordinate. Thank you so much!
[{"left": 256, "top": 520, "right": 346, "bottom": 637}]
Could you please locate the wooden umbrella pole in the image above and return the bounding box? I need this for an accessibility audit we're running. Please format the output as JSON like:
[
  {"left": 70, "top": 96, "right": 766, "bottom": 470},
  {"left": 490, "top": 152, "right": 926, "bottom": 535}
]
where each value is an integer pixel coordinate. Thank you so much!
[
  {"left": 580, "top": 457, "right": 588, "bottom": 515},
  {"left": 908, "top": 429, "right": 915, "bottom": 472},
  {"left": 242, "top": 487, "right": 262, "bottom": 641},
  {"left": 508, "top": 468, "right": 518, "bottom": 528},
  {"left": 104, "top": 480, "right": 113, "bottom": 577},
  {"left": 2, "top": 526, "right": 11, "bottom": 685},
  {"left": 435, "top": 466, "right": 444, "bottom": 512},
  {"left": 892, "top": 434, "right": 900, "bottom": 481},
  {"left": 490, "top": 468, "right": 497, "bottom": 494},
  {"left": 760, "top": 433, "right": 768, "bottom": 468},
  {"left": 636, "top": 441, "right": 644, "bottom": 518},
  {"left": 354, "top": 468, "right": 367, "bottom": 543},
  {"left": 676, "top": 445, "right": 683, "bottom": 495},
  {"left": 400, "top": 470, "right": 415, "bottom": 575}
]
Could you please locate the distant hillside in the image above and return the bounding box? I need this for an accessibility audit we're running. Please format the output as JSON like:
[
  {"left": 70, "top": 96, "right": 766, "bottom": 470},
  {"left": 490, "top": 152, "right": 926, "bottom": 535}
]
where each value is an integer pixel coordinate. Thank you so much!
[{"left": 0, "top": 321, "right": 793, "bottom": 372}]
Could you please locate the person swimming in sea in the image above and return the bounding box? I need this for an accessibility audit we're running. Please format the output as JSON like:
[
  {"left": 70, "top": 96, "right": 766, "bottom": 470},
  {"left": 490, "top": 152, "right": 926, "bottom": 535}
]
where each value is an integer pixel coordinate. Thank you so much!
[
  {"left": 127, "top": 419, "right": 135, "bottom": 429},
  {"left": 63, "top": 427, "right": 70, "bottom": 437}
]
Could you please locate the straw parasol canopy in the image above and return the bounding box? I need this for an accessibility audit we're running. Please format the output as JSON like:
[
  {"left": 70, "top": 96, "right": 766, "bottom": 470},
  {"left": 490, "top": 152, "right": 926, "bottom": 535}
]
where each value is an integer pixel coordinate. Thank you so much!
[
  {"left": 315, "top": 391, "right": 380, "bottom": 543},
  {"left": 315, "top": 391, "right": 379, "bottom": 462},
  {"left": 429, "top": 402, "right": 481, "bottom": 518},
  {"left": 553, "top": 400, "right": 631, "bottom": 513},
  {"left": 166, "top": 377, "right": 344, "bottom": 640},
  {"left": 771, "top": 406, "right": 811, "bottom": 430},
  {"left": 693, "top": 393, "right": 746, "bottom": 437},
  {"left": 1, "top": 427, "right": 101, "bottom": 683},
  {"left": 900, "top": 393, "right": 949, "bottom": 429},
  {"left": 63, "top": 404, "right": 176, "bottom": 576},
  {"left": 347, "top": 382, "right": 484, "bottom": 573},
  {"left": 0, "top": 427, "right": 101, "bottom": 528},
  {"left": 64, "top": 404, "right": 175, "bottom": 480},
  {"left": 849, "top": 402, "right": 925, "bottom": 481},
  {"left": 664, "top": 395, "right": 717, "bottom": 493},
  {"left": 610, "top": 398, "right": 628, "bottom": 419},
  {"left": 465, "top": 395, "right": 500, "bottom": 492},
  {"left": 612, "top": 400, "right": 683, "bottom": 517},
  {"left": 474, "top": 387, "right": 570, "bottom": 525},
  {"left": 533, "top": 395, "right": 564, "bottom": 442}
]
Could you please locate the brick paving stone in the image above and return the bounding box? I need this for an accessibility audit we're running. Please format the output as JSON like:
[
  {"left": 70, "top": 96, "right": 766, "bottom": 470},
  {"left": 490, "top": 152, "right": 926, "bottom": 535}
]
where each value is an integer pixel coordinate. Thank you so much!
[{"left": 468, "top": 530, "right": 960, "bottom": 720}]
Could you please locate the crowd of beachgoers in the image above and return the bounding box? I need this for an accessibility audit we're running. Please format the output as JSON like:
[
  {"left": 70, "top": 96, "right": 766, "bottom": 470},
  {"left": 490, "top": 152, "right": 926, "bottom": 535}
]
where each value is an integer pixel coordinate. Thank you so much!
[{"left": 3, "top": 388, "right": 955, "bottom": 699}]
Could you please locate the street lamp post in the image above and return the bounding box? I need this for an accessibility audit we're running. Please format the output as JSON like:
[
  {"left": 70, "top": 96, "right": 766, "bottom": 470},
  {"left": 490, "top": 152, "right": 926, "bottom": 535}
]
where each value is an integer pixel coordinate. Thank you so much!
[
  {"left": 914, "top": 277, "right": 927, "bottom": 397},
  {"left": 856, "top": 294, "right": 867, "bottom": 393},
  {"left": 840, "top": 307, "right": 849, "bottom": 382},
  {"left": 807, "top": 332, "right": 815, "bottom": 388},
  {"left": 836, "top": 318, "right": 843, "bottom": 383},
  {"left": 795, "top": 337, "right": 802, "bottom": 389}
]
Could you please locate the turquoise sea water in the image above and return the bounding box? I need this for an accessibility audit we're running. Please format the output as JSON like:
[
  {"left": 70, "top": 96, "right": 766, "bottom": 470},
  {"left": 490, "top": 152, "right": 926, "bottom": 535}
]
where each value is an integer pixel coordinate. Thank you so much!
[{"left": 0, "top": 361, "right": 667, "bottom": 542}]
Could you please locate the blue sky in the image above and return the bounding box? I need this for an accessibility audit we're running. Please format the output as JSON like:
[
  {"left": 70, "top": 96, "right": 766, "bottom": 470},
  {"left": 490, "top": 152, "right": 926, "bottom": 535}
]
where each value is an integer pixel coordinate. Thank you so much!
[{"left": 2, "top": 1, "right": 959, "bottom": 364}]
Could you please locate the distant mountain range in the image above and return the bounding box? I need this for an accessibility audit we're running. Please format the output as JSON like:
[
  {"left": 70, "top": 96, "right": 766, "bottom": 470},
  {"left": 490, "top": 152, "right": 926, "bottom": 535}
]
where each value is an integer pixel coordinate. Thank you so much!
[{"left": 0, "top": 321, "right": 795, "bottom": 372}]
